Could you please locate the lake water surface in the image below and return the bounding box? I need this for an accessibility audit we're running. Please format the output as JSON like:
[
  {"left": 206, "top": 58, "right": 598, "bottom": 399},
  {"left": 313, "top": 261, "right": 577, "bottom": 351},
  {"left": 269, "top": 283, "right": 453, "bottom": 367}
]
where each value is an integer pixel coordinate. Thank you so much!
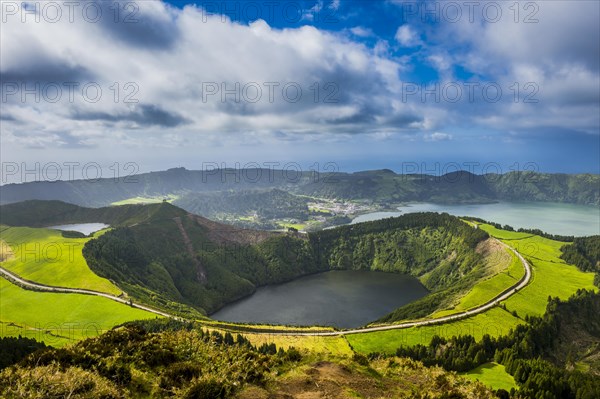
[
  {"left": 211, "top": 270, "right": 428, "bottom": 329},
  {"left": 48, "top": 223, "right": 109, "bottom": 235},
  {"left": 352, "top": 202, "right": 599, "bottom": 237}
]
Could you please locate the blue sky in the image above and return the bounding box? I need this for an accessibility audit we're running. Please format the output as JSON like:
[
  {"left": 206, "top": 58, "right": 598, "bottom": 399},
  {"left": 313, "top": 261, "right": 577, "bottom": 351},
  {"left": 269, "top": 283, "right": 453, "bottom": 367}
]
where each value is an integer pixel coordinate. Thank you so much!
[{"left": 1, "top": 0, "right": 599, "bottom": 180}]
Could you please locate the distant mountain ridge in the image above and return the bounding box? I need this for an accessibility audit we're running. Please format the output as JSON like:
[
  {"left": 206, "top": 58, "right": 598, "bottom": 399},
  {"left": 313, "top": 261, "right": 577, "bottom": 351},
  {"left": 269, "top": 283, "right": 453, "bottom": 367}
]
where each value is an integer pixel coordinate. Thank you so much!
[{"left": 1, "top": 167, "right": 598, "bottom": 206}]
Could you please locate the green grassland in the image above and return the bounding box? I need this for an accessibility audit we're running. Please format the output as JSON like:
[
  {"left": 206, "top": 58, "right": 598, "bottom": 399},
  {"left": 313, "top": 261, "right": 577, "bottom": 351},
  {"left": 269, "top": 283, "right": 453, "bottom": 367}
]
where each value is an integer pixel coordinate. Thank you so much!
[
  {"left": 457, "top": 250, "right": 523, "bottom": 310},
  {"left": 456, "top": 251, "right": 525, "bottom": 311},
  {"left": 0, "top": 277, "right": 158, "bottom": 346},
  {"left": 308, "top": 206, "right": 332, "bottom": 215},
  {"left": 462, "top": 362, "right": 517, "bottom": 391},
  {"left": 200, "top": 321, "right": 353, "bottom": 356},
  {"left": 226, "top": 330, "right": 353, "bottom": 357},
  {"left": 348, "top": 225, "right": 597, "bottom": 354},
  {"left": 431, "top": 249, "right": 524, "bottom": 318},
  {"left": 348, "top": 307, "right": 523, "bottom": 354},
  {"left": 200, "top": 319, "right": 336, "bottom": 332},
  {"left": 479, "top": 224, "right": 598, "bottom": 318},
  {"left": 0, "top": 226, "right": 121, "bottom": 295}
]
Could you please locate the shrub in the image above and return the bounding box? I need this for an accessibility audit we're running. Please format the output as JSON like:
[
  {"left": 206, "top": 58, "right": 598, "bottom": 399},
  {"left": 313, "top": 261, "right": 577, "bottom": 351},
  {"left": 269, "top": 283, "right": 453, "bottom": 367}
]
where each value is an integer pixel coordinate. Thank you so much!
[
  {"left": 184, "top": 377, "right": 227, "bottom": 399},
  {"left": 160, "top": 362, "right": 203, "bottom": 389}
]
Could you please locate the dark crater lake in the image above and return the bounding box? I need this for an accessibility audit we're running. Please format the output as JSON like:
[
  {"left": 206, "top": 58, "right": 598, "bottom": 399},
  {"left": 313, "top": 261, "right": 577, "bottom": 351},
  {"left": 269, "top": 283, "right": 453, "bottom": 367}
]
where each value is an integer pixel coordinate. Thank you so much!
[{"left": 211, "top": 270, "right": 429, "bottom": 329}]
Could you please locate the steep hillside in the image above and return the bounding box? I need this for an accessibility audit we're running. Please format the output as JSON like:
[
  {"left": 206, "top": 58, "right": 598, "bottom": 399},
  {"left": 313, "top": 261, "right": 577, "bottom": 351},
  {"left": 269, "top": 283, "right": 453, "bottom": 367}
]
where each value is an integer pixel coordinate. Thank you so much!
[
  {"left": 81, "top": 204, "right": 313, "bottom": 316},
  {"left": 490, "top": 172, "right": 600, "bottom": 205},
  {"left": 1, "top": 168, "right": 598, "bottom": 206},
  {"left": 311, "top": 213, "right": 492, "bottom": 321},
  {"left": 542, "top": 290, "right": 600, "bottom": 374}
]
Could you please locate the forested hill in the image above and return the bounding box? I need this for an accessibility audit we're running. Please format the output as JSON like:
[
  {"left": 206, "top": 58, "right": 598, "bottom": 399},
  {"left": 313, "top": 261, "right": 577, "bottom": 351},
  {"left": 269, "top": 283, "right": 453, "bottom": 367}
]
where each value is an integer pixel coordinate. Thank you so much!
[
  {"left": 0, "top": 200, "right": 185, "bottom": 228},
  {"left": 560, "top": 236, "right": 600, "bottom": 286},
  {"left": 560, "top": 236, "right": 600, "bottom": 273},
  {"left": 1, "top": 167, "right": 598, "bottom": 206}
]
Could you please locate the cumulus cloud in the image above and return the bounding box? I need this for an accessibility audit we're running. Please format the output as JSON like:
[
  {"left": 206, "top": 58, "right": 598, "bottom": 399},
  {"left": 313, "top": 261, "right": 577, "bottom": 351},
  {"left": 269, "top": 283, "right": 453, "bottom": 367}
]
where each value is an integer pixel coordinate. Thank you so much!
[
  {"left": 0, "top": 0, "right": 598, "bottom": 169},
  {"left": 350, "top": 26, "right": 374, "bottom": 37},
  {"left": 395, "top": 25, "right": 421, "bottom": 47},
  {"left": 302, "top": 0, "right": 323, "bottom": 21},
  {"left": 1, "top": 0, "right": 422, "bottom": 151},
  {"left": 393, "top": 0, "right": 600, "bottom": 135}
]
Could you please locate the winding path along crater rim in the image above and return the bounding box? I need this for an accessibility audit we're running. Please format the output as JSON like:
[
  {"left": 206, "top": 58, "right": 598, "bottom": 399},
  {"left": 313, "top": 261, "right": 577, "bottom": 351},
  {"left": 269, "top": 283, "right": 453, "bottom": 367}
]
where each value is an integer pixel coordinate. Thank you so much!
[{"left": 0, "top": 236, "right": 532, "bottom": 337}]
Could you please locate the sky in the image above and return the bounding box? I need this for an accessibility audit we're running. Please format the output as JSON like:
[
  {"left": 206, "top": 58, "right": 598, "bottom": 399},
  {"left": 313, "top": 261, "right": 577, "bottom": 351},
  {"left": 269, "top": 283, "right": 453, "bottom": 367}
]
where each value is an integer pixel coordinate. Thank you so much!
[{"left": 1, "top": 0, "right": 599, "bottom": 183}]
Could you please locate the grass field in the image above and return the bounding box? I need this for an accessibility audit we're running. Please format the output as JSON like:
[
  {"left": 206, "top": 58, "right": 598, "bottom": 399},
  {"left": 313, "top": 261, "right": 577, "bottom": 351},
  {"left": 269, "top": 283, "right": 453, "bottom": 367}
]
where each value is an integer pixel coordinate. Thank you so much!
[
  {"left": 201, "top": 320, "right": 353, "bottom": 355},
  {"left": 201, "top": 320, "right": 336, "bottom": 332},
  {"left": 0, "top": 277, "right": 159, "bottom": 346},
  {"left": 457, "top": 250, "right": 523, "bottom": 311},
  {"left": 479, "top": 224, "right": 597, "bottom": 318},
  {"left": 222, "top": 330, "right": 353, "bottom": 356},
  {"left": 430, "top": 245, "right": 524, "bottom": 318},
  {"left": 462, "top": 362, "right": 517, "bottom": 391},
  {"left": 0, "top": 226, "right": 121, "bottom": 295},
  {"left": 347, "top": 307, "right": 523, "bottom": 354},
  {"left": 348, "top": 225, "right": 597, "bottom": 354}
]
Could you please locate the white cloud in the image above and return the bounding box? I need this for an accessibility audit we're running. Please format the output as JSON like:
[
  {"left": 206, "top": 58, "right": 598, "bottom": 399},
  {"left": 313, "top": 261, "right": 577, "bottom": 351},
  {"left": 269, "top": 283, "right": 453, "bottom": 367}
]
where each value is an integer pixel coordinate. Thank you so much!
[
  {"left": 391, "top": 0, "right": 599, "bottom": 135},
  {"left": 302, "top": 0, "right": 323, "bottom": 21},
  {"left": 1, "top": 0, "right": 598, "bottom": 168},
  {"left": 427, "top": 53, "right": 452, "bottom": 75},
  {"left": 395, "top": 25, "right": 421, "bottom": 47},
  {"left": 0, "top": 0, "right": 418, "bottom": 153},
  {"left": 424, "top": 132, "right": 453, "bottom": 142},
  {"left": 350, "top": 26, "right": 373, "bottom": 37}
]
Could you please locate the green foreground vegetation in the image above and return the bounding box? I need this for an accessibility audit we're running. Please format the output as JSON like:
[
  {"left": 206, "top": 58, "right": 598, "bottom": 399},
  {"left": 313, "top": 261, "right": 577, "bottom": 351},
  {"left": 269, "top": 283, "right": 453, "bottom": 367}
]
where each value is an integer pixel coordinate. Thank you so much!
[
  {"left": 462, "top": 362, "right": 517, "bottom": 391},
  {"left": 0, "top": 320, "right": 498, "bottom": 399},
  {"left": 2, "top": 289, "right": 600, "bottom": 398}
]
